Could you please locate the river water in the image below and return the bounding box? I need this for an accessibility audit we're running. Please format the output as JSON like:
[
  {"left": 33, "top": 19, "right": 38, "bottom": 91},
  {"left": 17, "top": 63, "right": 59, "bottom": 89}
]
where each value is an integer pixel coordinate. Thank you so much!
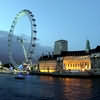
[{"left": 0, "top": 74, "right": 100, "bottom": 100}]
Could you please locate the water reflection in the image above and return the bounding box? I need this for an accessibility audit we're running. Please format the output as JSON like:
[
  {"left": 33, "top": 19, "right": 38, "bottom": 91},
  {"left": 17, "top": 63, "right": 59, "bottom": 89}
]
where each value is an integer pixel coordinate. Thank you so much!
[
  {"left": 63, "top": 78, "right": 92, "bottom": 100},
  {"left": 39, "top": 76, "right": 97, "bottom": 100}
]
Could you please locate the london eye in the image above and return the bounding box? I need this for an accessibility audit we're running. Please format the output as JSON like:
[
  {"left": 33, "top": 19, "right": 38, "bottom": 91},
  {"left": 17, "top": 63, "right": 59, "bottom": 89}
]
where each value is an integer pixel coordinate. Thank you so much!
[{"left": 8, "top": 9, "right": 37, "bottom": 67}]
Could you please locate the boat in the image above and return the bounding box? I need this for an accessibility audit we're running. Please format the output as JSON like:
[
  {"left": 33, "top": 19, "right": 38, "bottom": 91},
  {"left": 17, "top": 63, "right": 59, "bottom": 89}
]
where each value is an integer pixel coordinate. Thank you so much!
[{"left": 15, "top": 73, "right": 25, "bottom": 79}]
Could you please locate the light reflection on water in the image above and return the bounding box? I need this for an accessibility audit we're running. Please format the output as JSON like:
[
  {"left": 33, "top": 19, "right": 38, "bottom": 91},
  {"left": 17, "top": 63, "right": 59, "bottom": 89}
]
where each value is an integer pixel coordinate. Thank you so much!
[
  {"left": 39, "top": 76, "right": 100, "bottom": 100},
  {"left": 0, "top": 74, "right": 100, "bottom": 100},
  {"left": 63, "top": 78, "right": 92, "bottom": 100}
]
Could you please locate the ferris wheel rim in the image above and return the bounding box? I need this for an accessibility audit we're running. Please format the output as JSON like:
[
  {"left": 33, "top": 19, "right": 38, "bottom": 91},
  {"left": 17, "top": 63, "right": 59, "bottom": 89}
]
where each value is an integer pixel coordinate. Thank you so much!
[{"left": 8, "top": 9, "right": 37, "bottom": 67}]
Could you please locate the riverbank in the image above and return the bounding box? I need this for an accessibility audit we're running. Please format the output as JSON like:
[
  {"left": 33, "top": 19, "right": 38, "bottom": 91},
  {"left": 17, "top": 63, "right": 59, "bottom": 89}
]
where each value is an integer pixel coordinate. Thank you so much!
[
  {"left": 1, "top": 69, "right": 100, "bottom": 78},
  {"left": 29, "top": 71, "right": 100, "bottom": 78}
]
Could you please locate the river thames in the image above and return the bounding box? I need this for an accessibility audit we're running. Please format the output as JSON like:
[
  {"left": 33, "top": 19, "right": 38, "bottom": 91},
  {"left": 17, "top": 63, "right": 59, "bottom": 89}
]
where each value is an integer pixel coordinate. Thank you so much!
[{"left": 0, "top": 74, "right": 100, "bottom": 100}]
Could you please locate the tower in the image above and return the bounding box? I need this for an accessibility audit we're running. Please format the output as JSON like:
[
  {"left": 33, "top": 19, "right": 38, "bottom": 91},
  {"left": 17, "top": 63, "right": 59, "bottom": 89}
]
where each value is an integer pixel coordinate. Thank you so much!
[
  {"left": 85, "top": 40, "right": 91, "bottom": 52},
  {"left": 54, "top": 40, "right": 68, "bottom": 55}
]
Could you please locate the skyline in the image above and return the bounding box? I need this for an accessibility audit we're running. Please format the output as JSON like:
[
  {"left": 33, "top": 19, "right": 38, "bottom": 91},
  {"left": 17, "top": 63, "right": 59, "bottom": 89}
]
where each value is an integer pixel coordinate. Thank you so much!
[{"left": 0, "top": 0, "right": 100, "bottom": 50}]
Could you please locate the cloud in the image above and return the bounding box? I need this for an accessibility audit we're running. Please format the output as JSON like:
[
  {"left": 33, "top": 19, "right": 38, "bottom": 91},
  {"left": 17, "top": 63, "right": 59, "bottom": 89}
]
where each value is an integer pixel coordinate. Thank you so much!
[{"left": 0, "top": 31, "right": 52, "bottom": 64}]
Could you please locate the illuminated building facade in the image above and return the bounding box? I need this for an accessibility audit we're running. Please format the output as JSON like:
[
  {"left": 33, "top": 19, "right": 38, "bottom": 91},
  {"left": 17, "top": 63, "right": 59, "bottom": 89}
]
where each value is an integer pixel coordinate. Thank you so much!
[
  {"left": 39, "top": 60, "right": 57, "bottom": 72},
  {"left": 39, "top": 56, "right": 57, "bottom": 73},
  {"left": 39, "top": 46, "right": 100, "bottom": 73},
  {"left": 63, "top": 56, "right": 91, "bottom": 72}
]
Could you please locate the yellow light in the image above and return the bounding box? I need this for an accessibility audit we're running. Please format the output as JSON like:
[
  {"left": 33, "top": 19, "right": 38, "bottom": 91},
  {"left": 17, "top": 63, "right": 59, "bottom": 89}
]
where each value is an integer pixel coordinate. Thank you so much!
[
  {"left": 82, "top": 68, "right": 85, "bottom": 72},
  {"left": 40, "top": 69, "right": 56, "bottom": 73},
  {"left": 40, "top": 69, "right": 48, "bottom": 72},
  {"left": 49, "top": 70, "right": 55, "bottom": 72}
]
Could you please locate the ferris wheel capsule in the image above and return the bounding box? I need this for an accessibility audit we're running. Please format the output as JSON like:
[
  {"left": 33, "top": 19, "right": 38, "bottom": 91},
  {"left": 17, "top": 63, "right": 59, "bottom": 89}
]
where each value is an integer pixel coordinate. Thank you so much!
[{"left": 32, "top": 19, "right": 36, "bottom": 21}]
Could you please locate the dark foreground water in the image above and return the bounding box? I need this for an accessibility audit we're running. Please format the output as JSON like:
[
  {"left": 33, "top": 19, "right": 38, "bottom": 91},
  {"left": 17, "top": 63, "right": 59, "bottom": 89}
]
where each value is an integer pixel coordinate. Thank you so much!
[{"left": 0, "top": 74, "right": 100, "bottom": 100}]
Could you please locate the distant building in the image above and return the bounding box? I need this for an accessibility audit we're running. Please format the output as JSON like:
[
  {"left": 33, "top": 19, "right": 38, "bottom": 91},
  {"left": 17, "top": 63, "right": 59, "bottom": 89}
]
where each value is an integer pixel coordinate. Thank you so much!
[
  {"left": 90, "top": 46, "right": 100, "bottom": 71},
  {"left": 38, "top": 46, "right": 100, "bottom": 73},
  {"left": 85, "top": 40, "right": 91, "bottom": 52},
  {"left": 54, "top": 40, "right": 68, "bottom": 55}
]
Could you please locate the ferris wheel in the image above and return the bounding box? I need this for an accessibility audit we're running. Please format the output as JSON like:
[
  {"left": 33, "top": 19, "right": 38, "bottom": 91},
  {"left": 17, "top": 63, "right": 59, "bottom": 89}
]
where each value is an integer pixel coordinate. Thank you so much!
[{"left": 8, "top": 9, "right": 37, "bottom": 67}]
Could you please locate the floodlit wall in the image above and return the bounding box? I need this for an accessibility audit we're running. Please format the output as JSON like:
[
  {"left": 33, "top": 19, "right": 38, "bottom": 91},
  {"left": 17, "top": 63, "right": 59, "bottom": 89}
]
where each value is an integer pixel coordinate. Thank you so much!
[
  {"left": 63, "top": 56, "right": 91, "bottom": 71},
  {"left": 39, "top": 60, "right": 57, "bottom": 72}
]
